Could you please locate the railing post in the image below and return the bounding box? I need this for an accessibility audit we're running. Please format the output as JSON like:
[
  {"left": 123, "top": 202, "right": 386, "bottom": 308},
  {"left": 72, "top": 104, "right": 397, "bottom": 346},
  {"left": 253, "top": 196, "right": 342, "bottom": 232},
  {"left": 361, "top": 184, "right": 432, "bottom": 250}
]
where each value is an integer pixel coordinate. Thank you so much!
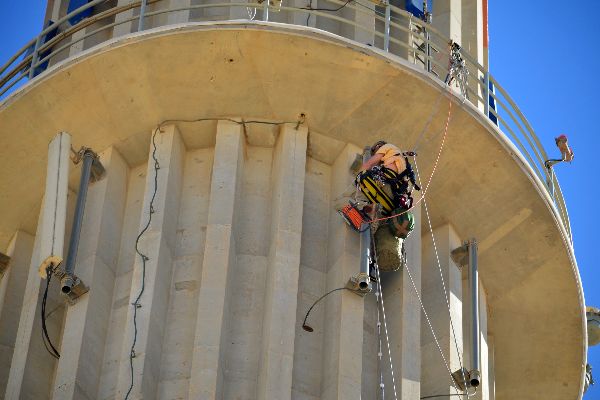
[
  {"left": 138, "top": 0, "right": 148, "bottom": 31},
  {"left": 28, "top": 35, "right": 42, "bottom": 79},
  {"left": 484, "top": 70, "right": 490, "bottom": 118},
  {"left": 263, "top": 0, "right": 269, "bottom": 21},
  {"left": 384, "top": 3, "right": 391, "bottom": 52}
]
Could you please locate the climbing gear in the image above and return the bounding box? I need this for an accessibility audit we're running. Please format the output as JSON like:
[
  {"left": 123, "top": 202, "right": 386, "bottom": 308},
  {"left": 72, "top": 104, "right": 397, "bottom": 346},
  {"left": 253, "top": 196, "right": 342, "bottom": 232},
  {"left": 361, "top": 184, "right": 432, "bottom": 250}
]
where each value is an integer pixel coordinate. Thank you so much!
[
  {"left": 386, "top": 207, "right": 415, "bottom": 239},
  {"left": 445, "top": 40, "right": 469, "bottom": 99},
  {"left": 338, "top": 201, "right": 371, "bottom": 232},
  {"left": 356, "top": 156, "right": 421, "bottom": 215},
  {"left": 371, "top": 140, "right": 387, "bottom": 154}
]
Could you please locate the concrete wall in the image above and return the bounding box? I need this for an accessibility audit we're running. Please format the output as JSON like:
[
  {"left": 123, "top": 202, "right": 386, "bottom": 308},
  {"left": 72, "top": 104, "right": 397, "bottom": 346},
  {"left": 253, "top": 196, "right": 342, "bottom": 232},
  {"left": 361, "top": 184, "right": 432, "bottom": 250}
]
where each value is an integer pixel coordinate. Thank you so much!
[{"left": 0, "top": 120, "right": 495, "bottom": 399}]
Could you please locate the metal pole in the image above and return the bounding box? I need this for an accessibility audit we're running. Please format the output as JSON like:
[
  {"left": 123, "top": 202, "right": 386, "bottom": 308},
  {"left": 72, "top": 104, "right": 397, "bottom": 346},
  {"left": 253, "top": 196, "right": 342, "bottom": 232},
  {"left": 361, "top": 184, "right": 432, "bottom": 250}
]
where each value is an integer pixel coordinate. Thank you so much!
[
  {"left": 484, "top": 70, "right": 490, "bottom": 118},
  {"left": 358, "top": 147, "right": 372, "bottom": 290},
  {"left": 468, "top": 239, "right": 481, "bottom": 387},
  {"left": 263, "top": 0, "right": 269, "bottom": 21},
  {"left": 64, "top": 151, "right": 94, "bottom": 279},
  {"left": 384, "top": 3, "right": 391, "bottom": 52},
  {"left": 138, "top": 0, "right": 148, "bottom": 31},
  {"left": 28, "top": 35, "right": 42, "bottom": 79},
  {"left": 425, "top": 29, "right": 431, "bottom": 73}
]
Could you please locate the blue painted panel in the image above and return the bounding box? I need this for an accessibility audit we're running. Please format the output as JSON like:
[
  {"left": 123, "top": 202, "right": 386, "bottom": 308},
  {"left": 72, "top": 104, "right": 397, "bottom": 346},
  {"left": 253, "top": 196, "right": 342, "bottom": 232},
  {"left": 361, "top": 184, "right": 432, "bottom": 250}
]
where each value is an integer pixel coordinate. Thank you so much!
[
  {"left": 23, "top": 20, "right": 59, "bottom": 78},
  {"left": 67, "top": 0, "right": 93, "bottom": 25}
]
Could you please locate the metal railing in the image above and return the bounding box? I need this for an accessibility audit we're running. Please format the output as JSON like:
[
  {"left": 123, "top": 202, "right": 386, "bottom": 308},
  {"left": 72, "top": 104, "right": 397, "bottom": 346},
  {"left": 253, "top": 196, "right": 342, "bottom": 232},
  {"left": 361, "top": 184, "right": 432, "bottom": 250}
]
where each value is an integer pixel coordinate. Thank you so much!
[{"left": 0, "top": 0, "right": 571, "bottom": 240}]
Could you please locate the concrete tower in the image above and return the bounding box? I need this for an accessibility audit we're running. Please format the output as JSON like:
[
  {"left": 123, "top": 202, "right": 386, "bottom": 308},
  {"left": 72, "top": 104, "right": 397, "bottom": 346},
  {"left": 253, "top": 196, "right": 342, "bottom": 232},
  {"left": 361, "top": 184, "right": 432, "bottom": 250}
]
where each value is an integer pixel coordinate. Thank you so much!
[{"left": 0, "top": 1, "right": 586, "bottom": 399}]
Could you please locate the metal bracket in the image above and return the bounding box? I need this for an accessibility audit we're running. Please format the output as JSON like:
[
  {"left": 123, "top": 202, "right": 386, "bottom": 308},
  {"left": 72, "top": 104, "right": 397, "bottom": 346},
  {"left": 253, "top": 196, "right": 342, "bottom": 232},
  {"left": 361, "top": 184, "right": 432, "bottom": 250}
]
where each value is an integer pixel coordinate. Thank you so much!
[
  {"left": 70, "top": 147, "right": 106, "bottom": 183},
  {"left": 450, "top": 243, "right": 469, "bottom": 266},
  {"left": 452, "top": 368, "right": 470, "bottom": 391},
  {"left": 346, "top": 273, "right": 372, "bottom": 296},
  {"left": 451, "top": 367, "right": 480, "bottom": 390},
  {"left": 0, "top": 252, "right": 10, "bottom": 276},
  {"left": 53, "top": 267, "right": 89, "bottom": 304}
]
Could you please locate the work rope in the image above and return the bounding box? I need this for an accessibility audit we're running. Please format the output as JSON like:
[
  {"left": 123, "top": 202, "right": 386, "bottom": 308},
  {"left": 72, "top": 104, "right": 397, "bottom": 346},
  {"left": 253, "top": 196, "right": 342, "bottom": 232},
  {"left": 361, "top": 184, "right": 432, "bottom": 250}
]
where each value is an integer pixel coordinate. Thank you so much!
[
  {"left": 397, "top": 245, "right": 465, "bottom": 397},
  {"left": 372, "top": 235, "right": 399, "bottom": 400},
  {"left": 376, "top": 292, "right": 385, "bottom": 399},
  {"left": 367, "top": 95, "right": 452, "bottom": 225},
  {"left": 414, "top": 158, "right": 470, "bottom": 399}
]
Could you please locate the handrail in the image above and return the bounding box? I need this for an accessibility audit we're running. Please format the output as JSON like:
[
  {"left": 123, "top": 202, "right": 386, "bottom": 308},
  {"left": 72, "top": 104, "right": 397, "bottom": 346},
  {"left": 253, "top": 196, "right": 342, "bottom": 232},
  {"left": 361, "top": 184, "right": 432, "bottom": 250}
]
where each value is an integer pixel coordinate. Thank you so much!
[{"left": 0, "top": 0, "right": 571, "bottom": 239}]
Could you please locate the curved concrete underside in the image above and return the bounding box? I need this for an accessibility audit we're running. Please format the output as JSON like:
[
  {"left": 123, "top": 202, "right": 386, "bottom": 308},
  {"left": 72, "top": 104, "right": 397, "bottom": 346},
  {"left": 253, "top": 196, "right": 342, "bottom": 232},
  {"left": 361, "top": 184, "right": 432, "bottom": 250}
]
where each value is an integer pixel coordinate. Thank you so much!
[{"left": 0, "top": 22, "right": 585, "bottom": 398}]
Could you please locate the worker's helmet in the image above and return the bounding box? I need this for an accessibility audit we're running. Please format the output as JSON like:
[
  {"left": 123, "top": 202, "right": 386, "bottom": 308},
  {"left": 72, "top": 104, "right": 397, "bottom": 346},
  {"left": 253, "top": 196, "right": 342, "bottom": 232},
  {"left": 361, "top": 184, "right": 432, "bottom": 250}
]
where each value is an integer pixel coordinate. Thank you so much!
[{"left": 371, "top": 140, "right": 387, "bottom": 154}]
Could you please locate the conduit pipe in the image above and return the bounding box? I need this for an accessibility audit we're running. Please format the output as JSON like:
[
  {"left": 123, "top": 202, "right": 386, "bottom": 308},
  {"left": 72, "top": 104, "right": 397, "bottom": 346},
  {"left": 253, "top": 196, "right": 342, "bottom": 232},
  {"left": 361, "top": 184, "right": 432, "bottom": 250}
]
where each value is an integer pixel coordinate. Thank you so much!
[
  {"left": 357, "top": 146, "right": 372, "bottom": 291},
  {"left": 61, "top": 150, "right": 94, "bottom": 294},
  {"left": 468, "top": 238, "right": 481, "bottom": 387}
]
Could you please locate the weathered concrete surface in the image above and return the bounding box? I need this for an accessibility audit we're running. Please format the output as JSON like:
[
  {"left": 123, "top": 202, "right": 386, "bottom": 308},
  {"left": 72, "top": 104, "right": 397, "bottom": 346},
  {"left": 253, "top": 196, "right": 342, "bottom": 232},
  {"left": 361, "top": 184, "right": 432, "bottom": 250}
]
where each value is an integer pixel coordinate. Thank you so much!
[
  {"left": 381, "top": 204, "right": 423, "bottom": 400},
  {"left": 322, "top": 144, "right": 364, "bottom": 400},
  {"left": 115, "top": 125, "right": 185, "bottom": 399},
  {"left": 421, "top": 224, "right": 464, "bottom": 397},
  {"left": 0, "top": 231, "right": 34, "bottom": 398},
  {"left": 0, "top": 23, "right": 585, "bottom": 399},
  {"left": 188, "top": 121, "right": 244, "bottom": 399},
  {"left": 257, "top": 124, "right": 307, "bottom": 399},
  {"left": 53, "top": 147, "right": 128, "bottom": 400}
]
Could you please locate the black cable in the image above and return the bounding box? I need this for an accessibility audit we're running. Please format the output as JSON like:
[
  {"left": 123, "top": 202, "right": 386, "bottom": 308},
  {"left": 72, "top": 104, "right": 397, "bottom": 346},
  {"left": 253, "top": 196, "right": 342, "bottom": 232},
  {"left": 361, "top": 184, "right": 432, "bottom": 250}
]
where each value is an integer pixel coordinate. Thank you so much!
[
  {"left": 41, "top": 267, "right": 60, "bottom": 359},
  {"left": 420, "top": 386, "right": 478, "bottom": 400},
  {"left": 125, "top": 126, "right": 160, "bottom": 400},
  {"left": 300, "top": 0, "right": 353, "bottom": 13},
  {"left": 301, "top": 287, "right": 358, "bottom": 332},
  {"left": 124, "top": 117, "right": 303, "bottom": 398},
  {"left": 420, "top": 394, "right": 464, "bottom": 399}
]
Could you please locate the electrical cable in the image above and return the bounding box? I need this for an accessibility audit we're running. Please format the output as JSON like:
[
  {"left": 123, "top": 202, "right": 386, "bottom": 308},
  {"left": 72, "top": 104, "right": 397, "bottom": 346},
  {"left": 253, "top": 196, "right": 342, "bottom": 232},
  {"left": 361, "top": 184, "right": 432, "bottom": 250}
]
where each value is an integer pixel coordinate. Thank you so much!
[
  {"left": 421, "top": 391, "right": 477, "bottom": 400},
  {"left": 301, "top": 287, "right": 358, "bottom": 332},
  {"left": 41, "top": 266, "right": 60, "bottom": 359},
  {"left": 414, "top": 158, "right": 469, "bottom": 399},
  {"left": 125, "top": 126, "right": 160, "bottom": 400},
  {"left": 125, "top": 117, "right": 305, "bottom": 398},
  {"left": 300, "top": 0, "right": 354, "bottom": 13}
]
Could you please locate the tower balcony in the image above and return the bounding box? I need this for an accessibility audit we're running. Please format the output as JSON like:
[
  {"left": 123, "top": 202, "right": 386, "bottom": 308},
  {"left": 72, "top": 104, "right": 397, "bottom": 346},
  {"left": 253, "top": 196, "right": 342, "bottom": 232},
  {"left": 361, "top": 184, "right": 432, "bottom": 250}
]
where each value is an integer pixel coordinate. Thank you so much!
[{"left": 0, "top": 1, "right": 585, "bottom": 400}]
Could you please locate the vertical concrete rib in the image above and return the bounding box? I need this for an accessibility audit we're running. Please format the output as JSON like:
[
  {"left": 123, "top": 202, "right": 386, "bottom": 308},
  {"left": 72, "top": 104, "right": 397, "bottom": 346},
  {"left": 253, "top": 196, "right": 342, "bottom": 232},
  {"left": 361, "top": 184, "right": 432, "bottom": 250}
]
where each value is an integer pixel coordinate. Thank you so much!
[
  {"left": 52, "top": 148, "right": 128, "bottom": 400},
  {"left": 5, "top": 132, "right": 71, "bottom": 400},
  {"left": 115, "top": 125, "right": 185, "bottom": 399},
  {"left": 322, "top": 144, "right": 364, "bottom": 400},
  {"left": 0, "top": 231, "right": 34, "bottom": 396},
  {"left": 382, "top": 204, "right": 422, "bottom": 399},
  {"left": 188, "top": 120, "right": 244, "bottom": 399},
  {"left": 4, "top": 206, "right": 47, "bottom": 400},
  {"left": 256, "top": 124, "right": 308, "bottom": 399},
  {"left": 97, "top": 163, "right": 147, "bottom": 400},
  {"left": 421, "top": 223, "right": 463, "bottom": 397}
]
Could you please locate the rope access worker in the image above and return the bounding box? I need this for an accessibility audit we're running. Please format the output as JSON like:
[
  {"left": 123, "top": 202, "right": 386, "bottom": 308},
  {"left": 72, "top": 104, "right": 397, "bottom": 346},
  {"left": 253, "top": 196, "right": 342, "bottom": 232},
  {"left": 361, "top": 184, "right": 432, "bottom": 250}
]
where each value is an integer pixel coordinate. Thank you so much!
[{"left": 354, "top": 140, "right": 418, "bottom": 239}]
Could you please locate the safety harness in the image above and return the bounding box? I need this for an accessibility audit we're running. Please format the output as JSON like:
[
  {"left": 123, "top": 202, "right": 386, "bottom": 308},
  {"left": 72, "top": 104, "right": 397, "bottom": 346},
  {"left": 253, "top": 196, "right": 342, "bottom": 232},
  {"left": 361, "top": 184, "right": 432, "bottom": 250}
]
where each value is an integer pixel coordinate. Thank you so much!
[{"left": 356, "top": 154, "right": 420, "bottom": 215}]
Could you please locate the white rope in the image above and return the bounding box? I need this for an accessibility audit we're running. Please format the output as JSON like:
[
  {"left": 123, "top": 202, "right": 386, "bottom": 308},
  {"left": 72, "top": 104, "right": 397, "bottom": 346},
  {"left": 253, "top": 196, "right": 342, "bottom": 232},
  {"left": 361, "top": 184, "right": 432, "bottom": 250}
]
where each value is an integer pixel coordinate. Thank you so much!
[
  {"left": 414, "top": 158, "right": 470, "bottom": 399},
  {"left": 373, "top": 253, "right": 399, "bottom": 400},
  {"left": 376, "top": 291, "right": 385, "bottom": 399},
  {"left": 399, "top": 249, "right": 464, "bottom": 397}
]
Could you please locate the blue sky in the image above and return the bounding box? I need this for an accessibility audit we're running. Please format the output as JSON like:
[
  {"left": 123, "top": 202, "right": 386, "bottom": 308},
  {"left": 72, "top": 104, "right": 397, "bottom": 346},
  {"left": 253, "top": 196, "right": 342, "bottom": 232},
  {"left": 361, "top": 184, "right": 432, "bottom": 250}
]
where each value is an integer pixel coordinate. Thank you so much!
[{"left": 0, "top": 0, "right": 598, "bottom": 398}]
